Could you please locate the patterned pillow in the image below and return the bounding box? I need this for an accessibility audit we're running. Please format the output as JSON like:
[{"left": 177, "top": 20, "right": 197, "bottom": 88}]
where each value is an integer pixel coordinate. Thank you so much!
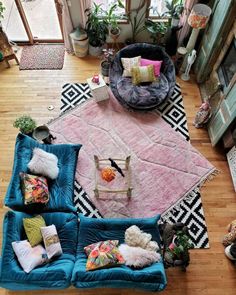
[
  {"left": 84, "top": 240, "right": 125, "bottom": 271},
  {"left": 41, "top": 225, "right": 63, "bottom": 259},
  {"left": 12, "top": 240, "right": 48, "bottom": 273},
  {"left": 140, "top": 58, "right": 163, "bottom": 76},
  {"left": 84, "top": 240, "right": 119, "bottom": 256},
  {"left": 20, "top": 172, "right": 49, "bottom": 205},
  {"left": 23, "top": 215, "right": 46, "bottom": 247},
  {"left": 121, "top": 56, "right": 141, "bottom": 77},
  {"left": 131, "top": 65, "right": 156, "bottom": 85}
]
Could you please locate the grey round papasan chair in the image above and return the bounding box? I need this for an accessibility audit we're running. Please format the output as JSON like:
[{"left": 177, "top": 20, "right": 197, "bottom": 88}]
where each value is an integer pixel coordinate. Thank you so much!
[{"left": 109, "top": 43, "right": 176, "bottom": 110}]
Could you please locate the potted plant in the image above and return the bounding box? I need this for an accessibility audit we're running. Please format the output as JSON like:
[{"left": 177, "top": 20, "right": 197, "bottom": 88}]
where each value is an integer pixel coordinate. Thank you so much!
[
  {"left": 119, "top": 0, "right": 149, "bottom": 44},
  {"left": 101, "top": 48, "right": 115, "bottom": 77},
  {"left": 166, "top": 230, "right": 194, "bottom": 270},
  {"left": 145, "top": 19, "right": 169, "bottom": 45},
  {"left": 13, "top": 115, "right": 37, "bottom": 135},
  {"left": 165, "top": 0, "right": 184, "bottom": 27},
  {"left": 105, "top": 4, "right": 121, "bottom": 38},
  {"left": 85, "top": 3, "right": 108, "bottom": 56}
]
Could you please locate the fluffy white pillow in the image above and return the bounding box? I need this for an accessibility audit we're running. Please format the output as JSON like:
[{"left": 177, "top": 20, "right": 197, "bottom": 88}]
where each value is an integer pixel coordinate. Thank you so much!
[
  {"left": 12, "top": 240, "right": 48, "bottom": 273},
  {"left": 40, "top": 225, "right": 62, "bottom": 259},
  {"left": 28, "top": 148, "right": 59, "bottom": 179},
  {"left": 118, "top": 244, "right": 161, "bottom": 268}
]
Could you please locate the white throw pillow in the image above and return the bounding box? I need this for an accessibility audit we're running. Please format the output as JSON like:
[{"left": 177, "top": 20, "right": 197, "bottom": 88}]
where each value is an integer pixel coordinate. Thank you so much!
[
  {"left": 121, "top": 56, "right": 141, "bottom": 77},
  {"left": 12, "top": 240, "right": 48, "bottom": 273},
  {"left": 118, "top": 244, "right": 161, "bottom": 268},
  {"left": 40, "top": 225, "right": 63, "bottom": 259},
  {"left": 28, "top": 148, "right": 59, "bottom": 179}
]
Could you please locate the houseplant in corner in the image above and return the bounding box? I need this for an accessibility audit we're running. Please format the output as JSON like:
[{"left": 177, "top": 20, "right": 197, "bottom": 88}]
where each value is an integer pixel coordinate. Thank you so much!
[
  {"left": 13, "top": 115, "right": 37, "bottom": 135},
  {"left": 85, "top": 3, "right": 108, "bottom": 56}
]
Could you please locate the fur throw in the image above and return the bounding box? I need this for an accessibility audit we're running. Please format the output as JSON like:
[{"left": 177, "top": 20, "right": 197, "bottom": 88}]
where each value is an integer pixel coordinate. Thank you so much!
[
  {"left": 125, "top": 225, "right": 159, "bottom": 252},
  {"left": 28, "top": 148, "right": 59, "bottom": 180},
  {"left": 119, "top": 244, "right": 161, "bottom": 268}
]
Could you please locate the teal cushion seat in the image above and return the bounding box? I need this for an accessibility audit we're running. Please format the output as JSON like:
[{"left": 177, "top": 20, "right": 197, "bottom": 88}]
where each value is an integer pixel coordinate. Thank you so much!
[
  {"left": 4, "top": 133, "right": 82, "bottom": 213},
  {"left": 0, "top": 211, "right": 78, "bottom": 290},
  {"left": 72, "top": 214, "right": 167, "bottom": 292}
]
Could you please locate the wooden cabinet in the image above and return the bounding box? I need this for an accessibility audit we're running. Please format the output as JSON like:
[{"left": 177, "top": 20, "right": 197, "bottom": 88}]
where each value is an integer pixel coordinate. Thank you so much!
[
  {"left": 194, "top": 0, "right": 236, "bottom": 83},
  {"left": 208, "top": 84, "right": 236, "bottom": 146}
]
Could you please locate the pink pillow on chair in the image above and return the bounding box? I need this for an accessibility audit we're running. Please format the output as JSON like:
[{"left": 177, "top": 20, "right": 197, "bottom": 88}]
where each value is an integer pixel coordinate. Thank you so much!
[{"left": 140, "top": 58, "right": 162, "bottom": 76}]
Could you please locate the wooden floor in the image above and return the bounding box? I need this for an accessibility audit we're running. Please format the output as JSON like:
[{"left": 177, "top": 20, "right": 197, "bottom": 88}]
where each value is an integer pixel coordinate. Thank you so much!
[{"left": 0, "top": 52, "right": 235, "bottom": 295}]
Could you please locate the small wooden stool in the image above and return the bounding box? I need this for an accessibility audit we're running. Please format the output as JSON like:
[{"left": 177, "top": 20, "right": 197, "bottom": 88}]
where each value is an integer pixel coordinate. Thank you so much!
[
  {"left": 2, "top": 54, "right": 19, "bottom": 68},
  {"left": 94, "top": 155, "right": 132, "bottom": 198}
]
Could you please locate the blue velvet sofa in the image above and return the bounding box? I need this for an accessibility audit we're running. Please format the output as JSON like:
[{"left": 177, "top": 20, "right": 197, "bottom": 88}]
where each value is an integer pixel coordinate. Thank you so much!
[
  {"left": 0, "top": 211, "right": 78, "bottom": 290},
  {"left": 0, "top": 134, "right": 167, "bottom": 292},
  {"left": 72, "top": 214, "right": 167, "bottom": 292},
  {"left": 5, "top": 134, "right": 82, "bottom": 213},
  {"left": 0, "top": 212, "right": 167, "bottom": 292}
]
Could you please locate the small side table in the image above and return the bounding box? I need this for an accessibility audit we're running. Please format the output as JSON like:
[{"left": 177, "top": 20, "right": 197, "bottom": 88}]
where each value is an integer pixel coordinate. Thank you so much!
[{"left": 87, "top": 75, "right": 109, "bottom": 102}]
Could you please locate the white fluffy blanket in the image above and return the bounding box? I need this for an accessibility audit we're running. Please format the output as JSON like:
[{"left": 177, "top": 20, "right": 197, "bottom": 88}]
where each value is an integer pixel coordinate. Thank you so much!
[{"left": 118, "top": 244, "right": 161, "bottom": 268}]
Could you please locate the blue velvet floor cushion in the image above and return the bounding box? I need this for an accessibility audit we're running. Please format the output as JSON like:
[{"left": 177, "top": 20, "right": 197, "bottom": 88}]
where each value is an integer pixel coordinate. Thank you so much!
[
  {"left": 0, "top": 211, "right": 78, "bottom": 290},
  {"left": 4, "top": 134, "right": 82, "bottom": 213},
  {"left": 72, "top": 214, "right": 167, "bottom": 292}
]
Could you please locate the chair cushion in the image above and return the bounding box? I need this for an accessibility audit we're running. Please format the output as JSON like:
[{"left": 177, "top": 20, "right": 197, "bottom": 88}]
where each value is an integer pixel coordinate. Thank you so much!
[
  {"left": 23, "top": 215, "right": 46, "bottom": 247},
  {"left": 117, "top": 73, "right": 169, "bottom": 109},
  {"left": 4, "top": 133, "right": 82, "bottom": 213},
  {"left": 72, "top": 214, "right": 167, "bottom": 291},
  {"left": 140, "top": 58, "right": 162, "bottom": 76},
  {"left": 0, "top": 211, "right": 78, "bottom": 290},
  {"left": 131, "top": 65, "right": 156, "bottom": 85}
]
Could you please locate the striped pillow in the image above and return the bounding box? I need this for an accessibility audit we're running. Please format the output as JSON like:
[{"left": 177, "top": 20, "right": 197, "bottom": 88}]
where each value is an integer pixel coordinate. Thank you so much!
[
  {"left": 131, "top": 65, "right": 156, "bottom": 85},
  {"left": 23, "top": 215, "right": 46, "bottom": 247}
]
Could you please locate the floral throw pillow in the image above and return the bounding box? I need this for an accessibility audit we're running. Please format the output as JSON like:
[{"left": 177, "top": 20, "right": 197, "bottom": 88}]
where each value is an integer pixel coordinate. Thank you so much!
[
  {"left": 84, "top": 240, "right": 125, "bottom": 271},
  {"left": 20, "top": 172, "right": 49, "bottom": 205}
]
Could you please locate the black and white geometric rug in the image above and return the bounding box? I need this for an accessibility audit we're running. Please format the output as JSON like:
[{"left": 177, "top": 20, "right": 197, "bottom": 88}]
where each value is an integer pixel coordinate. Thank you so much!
[{"left": 61, "top": 83, "right": 209, "bottom": 248}]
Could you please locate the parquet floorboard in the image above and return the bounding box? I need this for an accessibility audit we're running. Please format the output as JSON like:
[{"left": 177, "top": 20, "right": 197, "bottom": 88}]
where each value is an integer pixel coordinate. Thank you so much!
[{"left": 0, "top": 52, "right": 235, "bottom": 294}]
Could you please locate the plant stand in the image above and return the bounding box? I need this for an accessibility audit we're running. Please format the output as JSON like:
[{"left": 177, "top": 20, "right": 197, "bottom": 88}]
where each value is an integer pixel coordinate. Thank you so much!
[
  {"left": 110, "top": 33, "right": 120, "bottom": 51},
  {"left": 94, "top": 155, "right": 132, "bottom": 198}
]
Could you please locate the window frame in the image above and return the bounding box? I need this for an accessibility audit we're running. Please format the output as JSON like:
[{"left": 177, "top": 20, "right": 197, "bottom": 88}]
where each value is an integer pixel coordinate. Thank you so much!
[
  {"left": 92, "top": 0, "right": 130, "bottom": 24},
  {"left": 146, "top": 0, "right": 170, "bottom": 22}
]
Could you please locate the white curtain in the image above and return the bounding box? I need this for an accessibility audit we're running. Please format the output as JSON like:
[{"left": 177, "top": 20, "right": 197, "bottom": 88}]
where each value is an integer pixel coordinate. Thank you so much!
[
  {"left": 77, "top": 0, "right": 92, "bottom": 29},
  {"left": 57, "top": 0, "right": 74, "bottom": 53}
]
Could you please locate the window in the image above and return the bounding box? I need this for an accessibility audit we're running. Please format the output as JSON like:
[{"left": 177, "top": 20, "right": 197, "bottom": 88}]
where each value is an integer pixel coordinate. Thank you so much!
[
  {"left": 92, "top": 0, "right": 128, "bottom": 19},
  {"left": 148, "top": 0, "right": 184, "bottom": 20},
  {"left": 148, "top": 0, "right": 169, "bottom": 18}
]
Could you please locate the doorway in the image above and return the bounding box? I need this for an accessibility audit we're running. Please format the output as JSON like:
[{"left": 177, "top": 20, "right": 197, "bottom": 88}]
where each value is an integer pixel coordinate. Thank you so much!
[{"left": 1, "top": 0, "right": 63, "bottom": 43}]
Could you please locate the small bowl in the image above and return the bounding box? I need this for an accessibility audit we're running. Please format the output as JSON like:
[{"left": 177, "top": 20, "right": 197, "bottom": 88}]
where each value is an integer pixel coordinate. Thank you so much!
[{"left": 32, "top": 125, "right": 50, "bottom": 143}]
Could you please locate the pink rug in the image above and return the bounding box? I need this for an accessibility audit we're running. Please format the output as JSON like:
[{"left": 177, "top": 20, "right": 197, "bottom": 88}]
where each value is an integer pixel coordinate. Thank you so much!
[{"left": 49, "top": 92, "right": 217, "bottom": 218}]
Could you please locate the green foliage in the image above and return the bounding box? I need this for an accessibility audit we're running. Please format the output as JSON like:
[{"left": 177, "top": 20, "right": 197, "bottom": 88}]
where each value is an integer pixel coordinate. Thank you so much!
[
  {"left": 13, "top": 115, "right": 37, "bottom": 134},
  {"left": 0, "top": 1, "right": 5, "bottom": 19},
  {"left": 165, "top": 0, "right": 184, "bottom": 19},
  {"left": 145, "top": 19, "right": 169, "bottom": 44},
  {"left": 85, "top": 3, "right": 108, "bottom": 47},
  {"left": 169, "top": 230, "right": 194, "bottom": 259}
]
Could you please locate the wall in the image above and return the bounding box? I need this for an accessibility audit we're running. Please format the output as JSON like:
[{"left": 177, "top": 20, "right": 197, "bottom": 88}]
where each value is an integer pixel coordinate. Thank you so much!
[{"left": 68, "top": 0, "right": 151, "bottom": 43}]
